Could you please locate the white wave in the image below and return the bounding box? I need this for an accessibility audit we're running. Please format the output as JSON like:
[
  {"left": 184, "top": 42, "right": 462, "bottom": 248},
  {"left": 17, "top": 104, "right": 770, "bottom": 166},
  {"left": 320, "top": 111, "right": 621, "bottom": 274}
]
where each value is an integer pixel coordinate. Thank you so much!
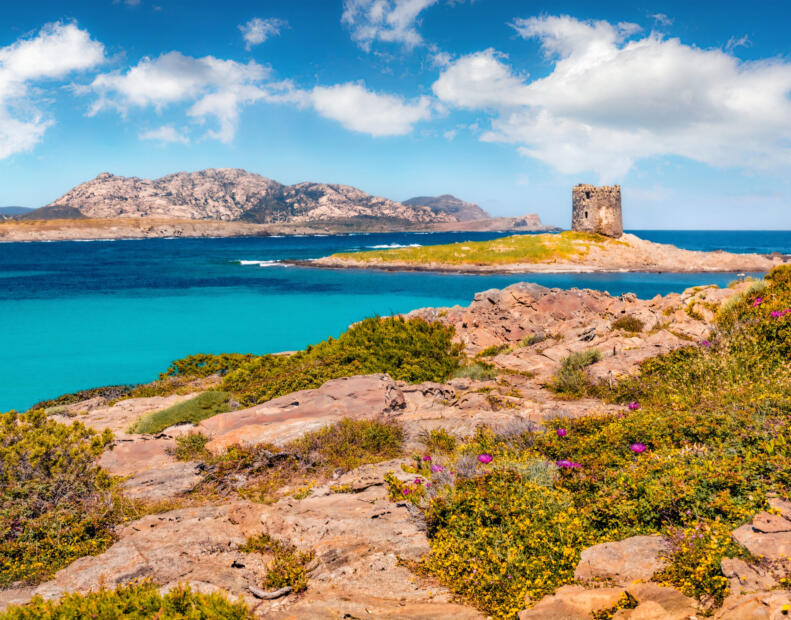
[
  {"left": 366, "top": 243, "right": 422, "bottom": 249},
  {"left": 236, "top": 259, "right": 288, "bottom": 267}
]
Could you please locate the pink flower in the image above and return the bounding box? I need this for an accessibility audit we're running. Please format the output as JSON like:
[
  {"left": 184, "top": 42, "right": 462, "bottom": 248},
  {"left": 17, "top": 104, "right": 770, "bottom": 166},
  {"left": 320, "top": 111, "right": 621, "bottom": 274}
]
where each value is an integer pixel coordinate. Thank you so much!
[
  {"left": 630, "top": 443, "right": 647, "bottom": 454},
  {"left": 556, "top": 428, "right": 567, "bottom": 438},
  {"left": 701, "top": 340, "right": 710, "bottom": 347},
  {"left": 477, "top": 453, "right": 493, "bottom": 464},
  {"left": 753, "top": 297, "right": 763, "bottom": 307},
  {"left": 423, "top": 454, "right": 432, "bottom": 462},
  {"left": 628, "top": 402, "right": 641, "bottom": 411},
  {"left": 430, "top": 464, "right": 445, "bottom": 473},
  {"left": 556, "top": 460, "right": 581, "bottom": 469},
  {"left": 414, "top": 478, "right": 423, "bottom": 485},
  {"left": 402, "top": 488, "right": 410, "bottom": 495}
]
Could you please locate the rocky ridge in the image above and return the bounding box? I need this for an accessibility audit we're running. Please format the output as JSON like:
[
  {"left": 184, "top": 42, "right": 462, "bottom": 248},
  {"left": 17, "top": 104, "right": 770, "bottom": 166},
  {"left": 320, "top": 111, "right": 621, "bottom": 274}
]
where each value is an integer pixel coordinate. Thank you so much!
[
  {"left": 403, "top": 194, "right": 490, "bottom": 221},
  {"left": 44, "top": 169, "right": 455, "bottom": 225}
]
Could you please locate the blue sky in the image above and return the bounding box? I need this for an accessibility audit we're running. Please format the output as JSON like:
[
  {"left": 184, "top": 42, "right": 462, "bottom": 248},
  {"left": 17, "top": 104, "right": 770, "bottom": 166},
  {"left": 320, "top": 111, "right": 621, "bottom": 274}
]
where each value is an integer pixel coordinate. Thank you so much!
[{"left": 0, "top": 1, "right": 790, "bottom": 229}]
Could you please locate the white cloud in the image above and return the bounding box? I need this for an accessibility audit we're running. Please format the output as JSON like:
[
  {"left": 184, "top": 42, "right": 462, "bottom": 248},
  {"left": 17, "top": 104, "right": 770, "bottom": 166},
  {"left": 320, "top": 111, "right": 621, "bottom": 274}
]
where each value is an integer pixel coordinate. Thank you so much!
[
  {"left": 342, "top": 0, "right": 439, "bottom": 50},
  {"left": 239, "top": 17, "right": 287, "bottom": 50},
  {"left": 310, "top": 82, "right": 431, "bottom": 136},
  {"left": 87, "top": 52, "right": 273, "bottom": 143},
  {"left": 0, "top": 21, "right": 105, "bottom": 159},
  {"left": 443, "top": 128, "right": 457, "bottom": 139},
  {"left": 650, "top": 13, "right": 673, "bottom": 26},
  {"left": 726, "top": 35, "right": 751, "bottom": 51},
  {"left": 139, "top": 125, "right": 189, "bottom": 144},
  {"left": 433, "top": 15, "right": 791, "bottom": 180}
]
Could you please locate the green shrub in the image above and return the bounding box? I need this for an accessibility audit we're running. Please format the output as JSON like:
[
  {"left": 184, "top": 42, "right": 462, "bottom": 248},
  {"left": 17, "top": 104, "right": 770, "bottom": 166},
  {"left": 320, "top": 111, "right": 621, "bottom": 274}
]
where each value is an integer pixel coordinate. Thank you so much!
[
  {"left": 476, "top": 344, "right": 511, "bottom": 358},
  {"left": 0, "top": 411, "right": 115, "bottom": 586},
  {"left": 550, "top": 348, "right": 602, "bottom": 396},
  {"left": 222, "top": 316, "right": 462, "bottom": 405},
  {"left": 0, "top": 580, "right": 251, "bottom": 619},
  {"left": 128, "top": 391, "right": 232, "bottom": 435},
  {"left": 611, "top": 315, "right": 644, "bottom": 333},
  {"left": 419, "top": 428, "right": 457, "bottom": 455},
  {"left": 29, "top": 385, "right": 133, "bottom": 412},
  {"left": 163, "top": 353, "right": 255, "bottom": 378},
  {"left": 172, "top": 432, "right": 211, "bottom": 461},
  {"left": 240, "top": 534, "right": 314, "bottom": 594},
  {"left": 451, "top": 361, "right": 497, "bottom": 381}
]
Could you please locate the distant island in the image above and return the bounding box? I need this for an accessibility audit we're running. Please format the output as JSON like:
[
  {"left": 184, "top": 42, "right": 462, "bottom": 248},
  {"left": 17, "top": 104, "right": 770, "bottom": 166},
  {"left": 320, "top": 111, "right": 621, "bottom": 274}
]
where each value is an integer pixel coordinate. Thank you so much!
[{"left": 0, "top": 169, "right": 555, "bottom": 242}]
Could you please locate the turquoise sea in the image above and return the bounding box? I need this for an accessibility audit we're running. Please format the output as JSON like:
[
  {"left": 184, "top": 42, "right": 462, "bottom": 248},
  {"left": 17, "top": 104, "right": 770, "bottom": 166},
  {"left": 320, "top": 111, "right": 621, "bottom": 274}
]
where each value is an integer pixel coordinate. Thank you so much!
[{"left": 1, "top": 230, "right": 789, "bottom": 411}]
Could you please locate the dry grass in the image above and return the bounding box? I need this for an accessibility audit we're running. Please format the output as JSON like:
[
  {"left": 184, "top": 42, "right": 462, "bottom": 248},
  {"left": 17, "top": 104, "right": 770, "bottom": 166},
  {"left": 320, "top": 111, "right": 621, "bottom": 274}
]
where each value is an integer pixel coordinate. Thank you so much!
[{"left": 331, "top": 231, "right": 623, "bottom": 266}]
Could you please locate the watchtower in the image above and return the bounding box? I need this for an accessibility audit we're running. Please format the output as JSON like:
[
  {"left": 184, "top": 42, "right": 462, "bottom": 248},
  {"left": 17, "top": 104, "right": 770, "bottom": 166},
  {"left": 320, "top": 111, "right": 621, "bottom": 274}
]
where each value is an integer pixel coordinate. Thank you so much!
[{"left": 571, "top": 184, "right": 623, "bottom": 238}]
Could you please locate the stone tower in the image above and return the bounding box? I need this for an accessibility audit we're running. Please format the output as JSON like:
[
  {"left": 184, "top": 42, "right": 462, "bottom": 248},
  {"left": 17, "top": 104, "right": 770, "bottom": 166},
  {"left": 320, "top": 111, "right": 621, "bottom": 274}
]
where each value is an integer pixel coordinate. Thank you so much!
[{"left": 571, "top": 184, "right": 623, "bottom": 238}]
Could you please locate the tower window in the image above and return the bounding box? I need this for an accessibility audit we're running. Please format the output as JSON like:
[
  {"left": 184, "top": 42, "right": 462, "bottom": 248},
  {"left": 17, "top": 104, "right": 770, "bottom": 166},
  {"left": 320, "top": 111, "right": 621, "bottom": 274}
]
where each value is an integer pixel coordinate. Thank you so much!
[
  {"left": 585, "top": 211, "right": 588, "bottom": 219},
  {"left": 585, "top": 191, "right": 591, "bottom": 199}
]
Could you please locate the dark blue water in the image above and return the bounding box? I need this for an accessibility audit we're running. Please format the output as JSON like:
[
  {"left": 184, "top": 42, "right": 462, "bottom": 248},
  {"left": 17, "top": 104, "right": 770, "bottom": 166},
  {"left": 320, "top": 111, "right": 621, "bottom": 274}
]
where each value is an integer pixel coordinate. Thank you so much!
[{"left": 1, "top": 230, "right": 788, "bottom": 411}]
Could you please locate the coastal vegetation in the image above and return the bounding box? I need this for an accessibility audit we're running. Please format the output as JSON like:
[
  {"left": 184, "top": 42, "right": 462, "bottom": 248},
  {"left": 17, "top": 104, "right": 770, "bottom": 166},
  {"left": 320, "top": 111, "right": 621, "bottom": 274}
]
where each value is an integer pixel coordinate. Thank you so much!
[
  {"left": 329, "top": 231, "right": 616, "bottom": 265},
  {"left": 163, "top": 316, "right": 462, "bottom": 406},
  {"left": 0, "top": 581, "right": 251, "bottom": 619},
  {"left": 386, "top": 265, "right": 791, "bottom": 618},
  {"left": 128, "top": 390, "right": 232, "bottom": 434}
]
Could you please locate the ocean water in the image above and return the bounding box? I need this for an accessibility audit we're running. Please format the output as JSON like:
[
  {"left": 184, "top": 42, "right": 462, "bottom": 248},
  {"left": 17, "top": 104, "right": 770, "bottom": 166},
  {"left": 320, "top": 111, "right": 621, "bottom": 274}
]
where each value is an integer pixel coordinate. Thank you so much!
[{"left": 1, "top": 230, "right": 789, "bottom": 411}]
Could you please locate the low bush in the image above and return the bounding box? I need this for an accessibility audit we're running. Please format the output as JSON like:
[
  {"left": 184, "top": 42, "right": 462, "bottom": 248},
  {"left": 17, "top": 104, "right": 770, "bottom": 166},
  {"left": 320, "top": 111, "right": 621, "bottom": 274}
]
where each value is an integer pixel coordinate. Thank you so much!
[
  {"left": 240, "top": 534, "right": 314, "bottom": 594},
  {"left": 451, "top": 361, "right": 497, "bottom": 381},
  {"left": 162, "top": 353, "right": 255, "bottom": 379},
  {"left": 0, "top": 580, "right": 251, "bottom": 619},
  {"left": 221, "top": 316, "right": 463, "bottom": 405},
  {"left": 611, "top": 315, "right": 644, "bottom": 333},
  {"left": 172, "top": 432, "right": 211, "bottom": 461},
  {"left": 128, "top": 391, "right": 232, "bottom": 434},
  {"left": 0, "top": 411, "right": 115, "bottom": 586},
  {"left": 550, "top": 348, "right": 602, "bottom": 396},
  {"left": 28, "top": 385, "right": 132, "bottom": 412}
]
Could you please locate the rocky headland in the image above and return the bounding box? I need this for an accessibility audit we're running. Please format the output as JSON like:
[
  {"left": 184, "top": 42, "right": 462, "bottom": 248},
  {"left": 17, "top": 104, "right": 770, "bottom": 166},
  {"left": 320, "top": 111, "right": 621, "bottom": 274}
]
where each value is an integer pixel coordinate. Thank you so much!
[
  {"left": 310, "top": 231, "right": 788, "bottom": 274},
  {"left": 2, "top": 169, "right": 553, "bottom": 242},
  {"left": 3, "top": 267, "right": 791, "bottom": 618}
]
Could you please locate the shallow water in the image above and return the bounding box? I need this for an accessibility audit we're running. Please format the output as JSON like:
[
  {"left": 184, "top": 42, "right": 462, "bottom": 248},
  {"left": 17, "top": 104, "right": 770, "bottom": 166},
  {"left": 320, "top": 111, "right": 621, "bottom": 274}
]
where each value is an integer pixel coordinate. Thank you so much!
[{"left": 1, "top": 230, "right": 788, "bottom": 411}]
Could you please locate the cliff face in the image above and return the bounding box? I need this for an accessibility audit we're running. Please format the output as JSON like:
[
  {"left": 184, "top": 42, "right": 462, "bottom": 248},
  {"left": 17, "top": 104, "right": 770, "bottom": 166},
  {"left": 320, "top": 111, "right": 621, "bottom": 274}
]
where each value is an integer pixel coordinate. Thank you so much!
[
  {"left": 45, "top": 169, "right": 455, "bottom": 225},
  {"left": 402, "top": 194, "right": 490, "bottom": 221}
]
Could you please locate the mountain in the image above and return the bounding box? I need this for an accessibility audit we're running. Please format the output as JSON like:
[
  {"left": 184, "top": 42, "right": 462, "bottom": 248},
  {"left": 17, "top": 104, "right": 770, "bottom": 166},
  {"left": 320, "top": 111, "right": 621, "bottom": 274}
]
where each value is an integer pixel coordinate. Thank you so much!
[
  {"left": 0, "top": 206, "right": 33, "bottom": 216},
  {"left": 45, "top": 169, "right": 455, "bottom": 226},
  {"left": 402, "top": 194, "right": 489, "bottom": 221}
]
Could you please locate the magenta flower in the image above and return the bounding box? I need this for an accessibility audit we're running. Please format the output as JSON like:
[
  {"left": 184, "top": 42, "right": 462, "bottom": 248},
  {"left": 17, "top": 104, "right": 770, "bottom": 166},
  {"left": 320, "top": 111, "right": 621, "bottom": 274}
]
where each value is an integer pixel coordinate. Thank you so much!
[
  {"left": 753, "top": 297, "right": 763, "bottom": 307},
  {"left": 701, "top": 340, "right": 710, "bottom": 347},
  {"left": 423, "top": 454, "right": 432, "bottom": 462},
  {"left": 556, "top": 460, "right": 581, "bottom": 469},
  {"left": 414, "top": 478, "right": 423, "bottom": 485},
  {"left": 628, "top": 402, "right": 641, "bottom": 411},
  {"left": 477, "top": 453, "right": 493, "bottom": 464},
  {"left": 430, "top": 464, "right": 445, "bottom": 473},
  {"left": 402, "top": 488, "right": 410, "bottom": 495},
  {"left": 630, "top": 443, "right": 647, "bottom": 454},
  {"left": 556, "top": 428, "right": 567, "bottom": 438},
  {"left": 771, "top": 311, "right": 782, "bottom": 318}
]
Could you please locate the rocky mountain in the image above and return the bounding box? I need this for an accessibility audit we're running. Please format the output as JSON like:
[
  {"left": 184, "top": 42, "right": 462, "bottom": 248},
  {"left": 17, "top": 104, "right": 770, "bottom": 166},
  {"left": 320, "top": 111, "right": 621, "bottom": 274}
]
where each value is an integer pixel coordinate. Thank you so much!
[
  {"left": 0, "top": 206, "right": 33, "bottom": 216},
  {"left": 403, "top": 194, "right": 489, "bottom": 221},
  {"left": 44, "top": 169, "right": 455, "bottom": 225}
]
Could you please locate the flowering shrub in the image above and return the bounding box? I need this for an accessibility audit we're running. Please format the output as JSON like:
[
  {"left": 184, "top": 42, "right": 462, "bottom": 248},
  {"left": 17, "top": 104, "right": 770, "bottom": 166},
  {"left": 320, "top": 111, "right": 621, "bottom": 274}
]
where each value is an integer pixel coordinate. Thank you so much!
[
  {"left": 415, "top": 267, "right": 791, "bottom": 618},
  {"left": 240, "top": 534, "right": 314, "bottom": 593}
]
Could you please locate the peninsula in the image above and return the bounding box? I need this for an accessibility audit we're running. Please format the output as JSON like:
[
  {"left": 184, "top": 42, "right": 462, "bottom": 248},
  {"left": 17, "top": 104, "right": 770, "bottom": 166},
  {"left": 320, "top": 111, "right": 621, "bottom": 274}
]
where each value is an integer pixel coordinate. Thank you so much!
[{"left": 308, "top": 185, "right": 788, "bottom": 274}]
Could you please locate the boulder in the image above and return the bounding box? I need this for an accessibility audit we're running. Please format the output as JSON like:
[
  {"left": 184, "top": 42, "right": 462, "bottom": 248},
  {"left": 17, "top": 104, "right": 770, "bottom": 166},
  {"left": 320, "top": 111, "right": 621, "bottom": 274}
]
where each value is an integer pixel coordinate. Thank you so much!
[
  {"left": 732, "top": 512, "right": 791, "bottom": 561},
  {"left": 615, "top": 583, "right": 698, "bottom": 619},
  {"left": 720, "top": 558, "right": 777, "bottom": 594},
  {"left": 200, "top": 374, "right": 405, "bottom": 454},
  {"left": 575, "top": 535, "right": 668, "bottom": 585},
  {"left": 714, "top": 590, "right": 791, "bottom": 619},
  {"left": 518, "top": 585, "right": 625, "bottom": 620}
]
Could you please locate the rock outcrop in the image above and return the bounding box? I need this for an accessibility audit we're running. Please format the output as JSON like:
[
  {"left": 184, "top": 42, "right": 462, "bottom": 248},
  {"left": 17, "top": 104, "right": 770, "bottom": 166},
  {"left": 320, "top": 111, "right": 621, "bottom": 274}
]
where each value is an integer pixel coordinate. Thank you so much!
[
  {"left": 403, "top": 194, "right": 490, "bottom": 221},
  {"left": 574, "top": 535, "right": 669, "bottom": 585},
  {"left": 44, "top": 169, "right": 455, "bottom": 225}
]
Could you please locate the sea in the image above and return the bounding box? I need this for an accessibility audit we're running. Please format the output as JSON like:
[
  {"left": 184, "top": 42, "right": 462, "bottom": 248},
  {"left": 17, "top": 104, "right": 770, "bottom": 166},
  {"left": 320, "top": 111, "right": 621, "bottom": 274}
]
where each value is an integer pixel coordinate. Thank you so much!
[{"left": 1, "top": 230, "right": 789, "bottom": 412}]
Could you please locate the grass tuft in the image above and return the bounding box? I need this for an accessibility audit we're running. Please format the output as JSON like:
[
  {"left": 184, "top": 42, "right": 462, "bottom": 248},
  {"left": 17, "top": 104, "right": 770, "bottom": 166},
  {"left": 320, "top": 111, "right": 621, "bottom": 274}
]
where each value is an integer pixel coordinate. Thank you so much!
[{"left": 128, "top": 391, "right": 232, "bottom": 435}]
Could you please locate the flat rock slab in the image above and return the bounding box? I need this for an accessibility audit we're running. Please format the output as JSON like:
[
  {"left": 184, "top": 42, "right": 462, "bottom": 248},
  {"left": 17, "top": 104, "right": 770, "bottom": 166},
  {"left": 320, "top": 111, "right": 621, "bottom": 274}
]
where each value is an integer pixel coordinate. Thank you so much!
[
  {"left": 519, "top": 585, "right": 625, "bottom": 620},
  {"left": 733, "top": 512, "right": 791, "bottom": 561},
  {"left": 200, "top": 374, "right": 405, "bottom": 453},
  {"left": 714, "top": 590, "right": 791, "bottom": 619},
  {"left": 121, "top": 461, "right": 202, "bottom": 501},
  {"left": 98, "top": 436, "right": 177, "bottom": 477},
  {"left": 616, "top": 583, "right": 698, "bottom": 619},
  {"left": 575, "top": 535, "right": 668, "bottom": 585}
]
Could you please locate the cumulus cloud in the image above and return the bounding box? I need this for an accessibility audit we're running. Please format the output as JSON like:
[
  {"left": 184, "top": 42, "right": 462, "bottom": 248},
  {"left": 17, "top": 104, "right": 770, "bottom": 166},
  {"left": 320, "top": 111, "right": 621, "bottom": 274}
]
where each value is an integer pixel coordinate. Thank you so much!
[
  {"left": 87, "top": 52, "right": 276, "bottom": 142},
  {"left": 310, "top": 82, "right": 431, "bottom": 136},
  {"left": 433, "top": 15, "right": 791, "bottom": 180},
  {"left": 342, "top": 0, "right": 439, "bottom": 50},
  {"left": 239, "top": 17, "right": 287, "bottom": 50},
  {"left": 139, "top": 125, "right": 189, "bottom": 144},
  {"left": 0, "top": 21, "right": 105, "bottom": 159}
]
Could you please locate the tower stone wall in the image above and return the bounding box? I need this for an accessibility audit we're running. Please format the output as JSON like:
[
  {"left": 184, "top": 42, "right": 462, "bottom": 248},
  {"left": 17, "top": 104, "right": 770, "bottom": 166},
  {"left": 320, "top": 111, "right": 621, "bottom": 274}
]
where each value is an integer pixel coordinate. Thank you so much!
[{"left": 571, "top": 184, "right": 623, "bottom": 238}]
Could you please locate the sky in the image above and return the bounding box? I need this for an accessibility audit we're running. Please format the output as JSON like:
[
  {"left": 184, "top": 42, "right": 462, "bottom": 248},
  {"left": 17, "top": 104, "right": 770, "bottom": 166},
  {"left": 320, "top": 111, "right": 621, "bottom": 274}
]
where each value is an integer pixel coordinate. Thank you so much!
[{"left": 0, "top": 1, "right": 790, "bottom": 229}]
